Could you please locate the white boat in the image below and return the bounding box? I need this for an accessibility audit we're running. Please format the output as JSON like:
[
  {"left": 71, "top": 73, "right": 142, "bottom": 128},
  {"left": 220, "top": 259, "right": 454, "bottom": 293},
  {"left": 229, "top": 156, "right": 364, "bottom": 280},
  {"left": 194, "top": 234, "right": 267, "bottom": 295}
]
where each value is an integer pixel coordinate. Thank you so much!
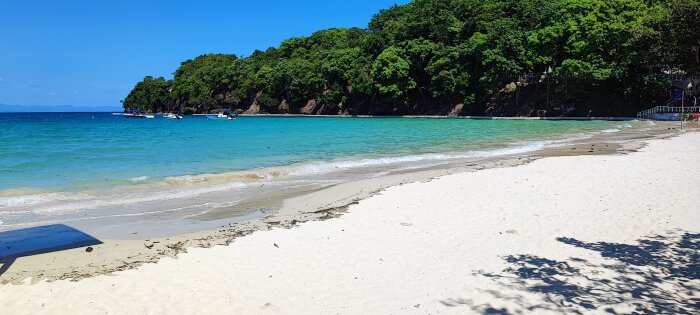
[
  {"left": 164, "top": 113, "right": 183, "bottom": 120},
  {"left": 124, "top": 110, "right": 154, "bottom": 119},
  {"left": 207, "top": 109, "right": 237, "bottom": 120}
]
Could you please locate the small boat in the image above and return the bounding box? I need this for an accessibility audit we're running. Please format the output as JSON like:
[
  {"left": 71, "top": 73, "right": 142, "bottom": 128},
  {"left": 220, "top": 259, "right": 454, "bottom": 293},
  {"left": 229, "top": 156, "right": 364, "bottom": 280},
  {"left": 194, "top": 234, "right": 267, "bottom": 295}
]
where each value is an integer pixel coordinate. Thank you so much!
[
  {"left": 206, "top": 114, "right": 222, "bottom": 119},
  {"left": 124, "top": 110, "right": 154, "bottom": 119},
  {"left": 207, "top": 109, "right": 237, "bottom": 120},
  {"left": 164, "top": 113, "right": 183, "bottom": 120}
]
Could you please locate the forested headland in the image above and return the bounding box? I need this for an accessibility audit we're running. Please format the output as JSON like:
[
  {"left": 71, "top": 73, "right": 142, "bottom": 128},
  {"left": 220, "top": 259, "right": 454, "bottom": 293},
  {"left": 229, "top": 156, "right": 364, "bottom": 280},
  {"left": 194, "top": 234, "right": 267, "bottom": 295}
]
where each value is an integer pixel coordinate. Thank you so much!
[{"left": 122, "top": 0, "right": 700, "bottom": 116}]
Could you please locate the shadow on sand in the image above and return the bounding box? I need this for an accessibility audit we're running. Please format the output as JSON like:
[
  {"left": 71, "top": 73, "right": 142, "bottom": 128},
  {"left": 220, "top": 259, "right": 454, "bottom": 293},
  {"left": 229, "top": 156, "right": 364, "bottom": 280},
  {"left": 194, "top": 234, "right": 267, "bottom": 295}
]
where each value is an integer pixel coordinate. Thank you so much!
[
  {"left": 441, "top": 230, "right": 699, "bottom": 314},
  {"left": 0, "top": 224, "right": 102, "bottom": 276}
]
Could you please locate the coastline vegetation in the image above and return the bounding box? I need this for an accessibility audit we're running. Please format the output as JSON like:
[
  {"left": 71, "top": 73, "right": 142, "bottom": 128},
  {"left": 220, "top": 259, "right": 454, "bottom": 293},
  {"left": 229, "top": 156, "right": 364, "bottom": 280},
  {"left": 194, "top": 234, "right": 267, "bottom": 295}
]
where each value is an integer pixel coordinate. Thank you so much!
[{"left": 123, "top": 0, "right": 699, "bottom": 116}]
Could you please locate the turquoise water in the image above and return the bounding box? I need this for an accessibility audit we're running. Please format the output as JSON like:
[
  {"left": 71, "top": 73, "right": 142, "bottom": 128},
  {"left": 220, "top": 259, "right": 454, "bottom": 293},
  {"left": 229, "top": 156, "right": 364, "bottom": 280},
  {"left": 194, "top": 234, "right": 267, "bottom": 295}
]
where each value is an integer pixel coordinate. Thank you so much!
[
  {"left": 0, "top": 113, "right": 643, "bottom": 232},
  {"left": 0, "top": 113, "right": 632, "bottom": 192},
  {"left": 1, "top": 113, "right": 630, "bottom": 192}
]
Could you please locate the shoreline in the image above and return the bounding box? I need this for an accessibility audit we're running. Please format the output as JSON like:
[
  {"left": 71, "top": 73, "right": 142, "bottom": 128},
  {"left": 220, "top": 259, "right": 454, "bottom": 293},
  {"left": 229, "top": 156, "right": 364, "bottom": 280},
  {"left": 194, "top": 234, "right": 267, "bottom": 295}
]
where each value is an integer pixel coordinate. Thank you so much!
[
  {"left": 1, "top": 126, "right": 697, "bottom": 313},
  {"left": 0, "top": 118, "right": 655, "bottom": 238},
  {"left": 8, "top": 111, "right": 645, "bottom": 120},
  {"left": 0, "top": 121, "right": 681, "bottom": 284},
  {"left": 192, "top": 113, "right": 642, "bottom": 120}
]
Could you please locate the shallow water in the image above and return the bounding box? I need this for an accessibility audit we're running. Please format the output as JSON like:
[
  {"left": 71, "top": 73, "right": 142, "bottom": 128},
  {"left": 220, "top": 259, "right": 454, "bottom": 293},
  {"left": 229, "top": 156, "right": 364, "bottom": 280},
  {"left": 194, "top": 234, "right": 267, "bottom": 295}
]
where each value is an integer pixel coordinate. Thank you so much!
[{"left": 0, "top": 113, "right": 651, "bottom": 233}]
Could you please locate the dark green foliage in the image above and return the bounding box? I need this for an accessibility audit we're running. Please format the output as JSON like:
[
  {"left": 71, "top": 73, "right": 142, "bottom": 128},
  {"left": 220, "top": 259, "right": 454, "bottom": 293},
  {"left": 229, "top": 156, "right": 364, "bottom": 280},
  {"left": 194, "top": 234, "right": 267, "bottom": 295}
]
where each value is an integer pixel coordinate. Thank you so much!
[
  {"left": 172, "top": 54, "right": 239, "bottom": 106},
  {"left": 124, "top": 0, "right": 700, "bottom": 116},
  {"left": 121, "top": 76, "right": 172, "bottom": 112},
  {"left": 665, "top": 0, "right": 700, "bottom": 72},
  {"left": 371, "top": 46, "right": 416, "bottom": 105}
]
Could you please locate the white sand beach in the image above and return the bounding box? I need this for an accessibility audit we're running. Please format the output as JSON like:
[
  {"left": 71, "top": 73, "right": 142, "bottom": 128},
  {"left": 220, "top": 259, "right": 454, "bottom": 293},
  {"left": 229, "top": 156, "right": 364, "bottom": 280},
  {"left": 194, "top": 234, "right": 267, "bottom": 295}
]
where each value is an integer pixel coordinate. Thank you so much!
[{"left": 1, "top": 132, "right": 699, "bottom": 314}]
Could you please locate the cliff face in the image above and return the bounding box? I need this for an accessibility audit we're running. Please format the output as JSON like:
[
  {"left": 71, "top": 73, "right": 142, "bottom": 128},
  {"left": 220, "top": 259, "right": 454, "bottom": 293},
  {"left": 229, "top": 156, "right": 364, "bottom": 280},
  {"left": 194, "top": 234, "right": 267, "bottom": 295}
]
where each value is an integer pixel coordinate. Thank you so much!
[
  {"left": 483, "top": 80, "right": 668, "bottom": 117},
  {"left": 165, "top": 96, "right": 459, "bottom": 116},
  {"left": 158, "top": 80, "right": 661, "bottom": 117}
]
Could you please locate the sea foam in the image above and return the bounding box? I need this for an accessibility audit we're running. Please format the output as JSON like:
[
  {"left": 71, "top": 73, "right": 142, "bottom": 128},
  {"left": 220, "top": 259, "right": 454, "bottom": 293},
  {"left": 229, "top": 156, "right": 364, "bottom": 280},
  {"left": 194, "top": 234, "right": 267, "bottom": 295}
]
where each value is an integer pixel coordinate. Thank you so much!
[
  {"left": 0, "top": 192, "right": 87, "bottom": 208},
  {"left": 29, "top": 181, "right": 248, "bottom": 214},
  {"left": 129, "top": 176, "right": 150, "bottom": 182},
  {"left": 289, "top": 135, "right": 587, "bottom": 176},
  {"left": 600, "top": 123, "right": 633, "bottom": 133}
]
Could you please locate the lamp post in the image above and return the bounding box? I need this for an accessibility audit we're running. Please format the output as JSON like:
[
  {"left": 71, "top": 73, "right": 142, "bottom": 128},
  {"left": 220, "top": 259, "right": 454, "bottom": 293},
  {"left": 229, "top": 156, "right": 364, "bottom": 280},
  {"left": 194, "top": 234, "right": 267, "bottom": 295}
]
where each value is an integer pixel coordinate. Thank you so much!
[
  {"left": 545, "top": 66, "right": 553, "bottom": 109},
  {"left": 682, "top": 82, "right": 693, "bottom": 131},
  {"left": 681, "top": 90, "right": 684, "bottom": 131}
]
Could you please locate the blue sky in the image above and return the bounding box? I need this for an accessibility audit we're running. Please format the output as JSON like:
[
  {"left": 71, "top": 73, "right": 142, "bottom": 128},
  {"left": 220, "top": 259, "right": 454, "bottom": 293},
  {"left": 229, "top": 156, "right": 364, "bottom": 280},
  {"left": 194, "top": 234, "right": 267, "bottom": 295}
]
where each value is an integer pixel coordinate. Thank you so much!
[{"left": 0, "top": 0, "right": 409, "bottom": 108}]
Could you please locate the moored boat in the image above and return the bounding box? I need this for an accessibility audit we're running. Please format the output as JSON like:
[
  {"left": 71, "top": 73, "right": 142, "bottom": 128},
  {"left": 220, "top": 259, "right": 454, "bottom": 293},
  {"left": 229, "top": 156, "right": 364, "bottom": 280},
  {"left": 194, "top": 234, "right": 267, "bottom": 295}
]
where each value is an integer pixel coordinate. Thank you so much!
[
  {"left": 207, "top": 109, "right": 237, "bottom": 120},
  {"left": 124, "top": 109, "right": 154, "bottom": 119},
  {"left": 164, "top": 113, "right": 183, "bottom": 120}
]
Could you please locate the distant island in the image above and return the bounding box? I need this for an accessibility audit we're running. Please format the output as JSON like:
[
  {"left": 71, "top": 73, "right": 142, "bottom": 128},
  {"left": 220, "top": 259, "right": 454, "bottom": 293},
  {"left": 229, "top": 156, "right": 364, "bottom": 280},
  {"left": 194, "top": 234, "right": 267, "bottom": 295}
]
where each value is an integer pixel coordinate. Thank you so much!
[
  {"left": 123, "top": 0, "right": 699, "bottom": 117},
  {"left": 0, "top": 104, "right": 121, "bottom": 113}
]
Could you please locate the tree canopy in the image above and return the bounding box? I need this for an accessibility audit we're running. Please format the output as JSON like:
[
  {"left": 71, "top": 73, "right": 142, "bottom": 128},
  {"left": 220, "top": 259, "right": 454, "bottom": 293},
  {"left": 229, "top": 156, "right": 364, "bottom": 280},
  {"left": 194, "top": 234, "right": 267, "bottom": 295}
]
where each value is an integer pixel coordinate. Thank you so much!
[{"left": 123, "top": 0, "right": 699, "bottom": 116}]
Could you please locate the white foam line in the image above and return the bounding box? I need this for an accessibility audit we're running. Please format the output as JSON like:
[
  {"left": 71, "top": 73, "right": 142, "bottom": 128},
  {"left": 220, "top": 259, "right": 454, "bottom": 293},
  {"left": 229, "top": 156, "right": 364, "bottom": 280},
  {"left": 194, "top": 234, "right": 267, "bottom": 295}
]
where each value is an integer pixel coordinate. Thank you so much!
[
  {"left": 0, "top": 192, "right": 90, "bottom": 208},
  {"left": 0, "top": 203, "right": 224, "bottom": 229},
  {"left": 129, "top": 176, "right": 150, "bottom": 182},
  {"left": 26, "top": 182, "right": 248, "bottom": 214},
  {"left": 289, "top": 134, "right": 589, "bottom": 176}
]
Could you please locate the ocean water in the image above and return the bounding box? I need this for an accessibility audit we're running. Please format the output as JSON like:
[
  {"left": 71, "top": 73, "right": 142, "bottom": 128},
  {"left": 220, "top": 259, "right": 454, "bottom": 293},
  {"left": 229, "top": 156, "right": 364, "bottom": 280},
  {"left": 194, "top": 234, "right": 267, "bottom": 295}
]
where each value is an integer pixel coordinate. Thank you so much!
[{"left": 0, "top": 113, "right": 647, "bottom": 234}]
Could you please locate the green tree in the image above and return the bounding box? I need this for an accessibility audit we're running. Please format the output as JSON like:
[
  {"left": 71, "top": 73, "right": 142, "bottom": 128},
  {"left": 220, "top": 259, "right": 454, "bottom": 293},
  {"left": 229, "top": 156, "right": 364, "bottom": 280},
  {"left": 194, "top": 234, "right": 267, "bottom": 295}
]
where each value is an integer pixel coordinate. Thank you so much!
[
  {"left": 124, "top": 0, "right": 696, "bottom": 116},
  {"left": 122, "top": 76, "right": 172, "bottom": 112},
  {"left": 371, "top": 46, "right": 416, "bottom": 105}
]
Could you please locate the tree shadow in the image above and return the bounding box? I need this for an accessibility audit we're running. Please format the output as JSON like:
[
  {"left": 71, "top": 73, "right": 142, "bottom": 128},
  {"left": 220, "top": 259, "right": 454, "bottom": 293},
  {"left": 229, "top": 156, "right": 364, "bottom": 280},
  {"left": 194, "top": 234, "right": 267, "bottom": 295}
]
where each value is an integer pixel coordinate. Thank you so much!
[
  {"left": 0, "top": 224, "right": 102, "bottom": 276},
  {"left": 443, "top": 230, "right": 700, "bottom": 314}
]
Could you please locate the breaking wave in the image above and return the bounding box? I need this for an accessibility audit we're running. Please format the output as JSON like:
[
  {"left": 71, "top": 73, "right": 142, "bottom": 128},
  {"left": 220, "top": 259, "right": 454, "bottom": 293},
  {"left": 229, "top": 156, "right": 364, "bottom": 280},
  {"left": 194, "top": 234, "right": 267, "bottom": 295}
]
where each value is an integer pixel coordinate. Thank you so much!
[
  {"left": 129, "top": 176, "right": 150, "bottom": 182},
  {"left": 289, "top": 135, "right": 588, "bottom": 176},
  {"left": 0, "top": 181, "right": 248, "bottom": 215}
]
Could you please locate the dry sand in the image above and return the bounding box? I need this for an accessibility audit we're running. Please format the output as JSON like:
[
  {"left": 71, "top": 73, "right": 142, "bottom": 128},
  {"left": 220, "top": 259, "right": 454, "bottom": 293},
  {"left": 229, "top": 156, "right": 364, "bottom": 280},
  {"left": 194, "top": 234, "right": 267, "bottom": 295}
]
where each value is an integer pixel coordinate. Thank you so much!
[{"left": 1, "top": 131, "right": 699, "bottom": 314}]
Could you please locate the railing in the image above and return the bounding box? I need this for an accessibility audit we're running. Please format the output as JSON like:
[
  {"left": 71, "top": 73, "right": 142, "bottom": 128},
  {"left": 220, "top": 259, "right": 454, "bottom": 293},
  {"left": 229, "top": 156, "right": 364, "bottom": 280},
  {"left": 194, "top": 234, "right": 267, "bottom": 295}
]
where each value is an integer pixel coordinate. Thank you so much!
[{"left": 637, "top": 106, "right": 700, "bottom": 118}]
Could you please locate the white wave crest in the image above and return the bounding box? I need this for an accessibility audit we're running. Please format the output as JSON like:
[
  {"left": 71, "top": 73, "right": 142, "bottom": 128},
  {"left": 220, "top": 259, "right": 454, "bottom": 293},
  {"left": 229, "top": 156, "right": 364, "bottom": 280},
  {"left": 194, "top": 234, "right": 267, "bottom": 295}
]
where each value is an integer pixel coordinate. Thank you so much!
[
  {"left": 599, "top": 123, "right": 633, "bottom": 134},
  {"left": 2, "top": 181, "right": 248, "bottom": 215},
  {"left": 289, "top": 135, "right": 586, "bottom": 176},
  {"left": 129, "top": 176, "right": 150, "bottom": 182},
  {"left": 33, "top": 181, "right": 247, "bottom": 214},
  {"left": 0, "top": 193, "right": 89, "bottom": 208}
]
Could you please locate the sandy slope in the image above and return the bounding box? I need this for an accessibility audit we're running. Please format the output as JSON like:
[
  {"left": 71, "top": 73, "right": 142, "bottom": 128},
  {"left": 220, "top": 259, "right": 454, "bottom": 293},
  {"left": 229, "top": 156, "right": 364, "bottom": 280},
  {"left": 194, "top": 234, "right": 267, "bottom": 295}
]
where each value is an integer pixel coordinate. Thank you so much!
[{"left": 1, "top": 132, "right": 699, "bottom": 314}]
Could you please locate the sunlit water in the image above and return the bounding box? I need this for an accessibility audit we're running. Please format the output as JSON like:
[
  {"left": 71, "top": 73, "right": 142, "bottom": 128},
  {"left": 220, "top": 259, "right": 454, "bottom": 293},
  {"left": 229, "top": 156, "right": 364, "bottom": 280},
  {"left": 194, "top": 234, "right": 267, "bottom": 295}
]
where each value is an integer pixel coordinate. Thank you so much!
[{"left": 0, "top": 113, "right": 651, "bottom": 234}]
